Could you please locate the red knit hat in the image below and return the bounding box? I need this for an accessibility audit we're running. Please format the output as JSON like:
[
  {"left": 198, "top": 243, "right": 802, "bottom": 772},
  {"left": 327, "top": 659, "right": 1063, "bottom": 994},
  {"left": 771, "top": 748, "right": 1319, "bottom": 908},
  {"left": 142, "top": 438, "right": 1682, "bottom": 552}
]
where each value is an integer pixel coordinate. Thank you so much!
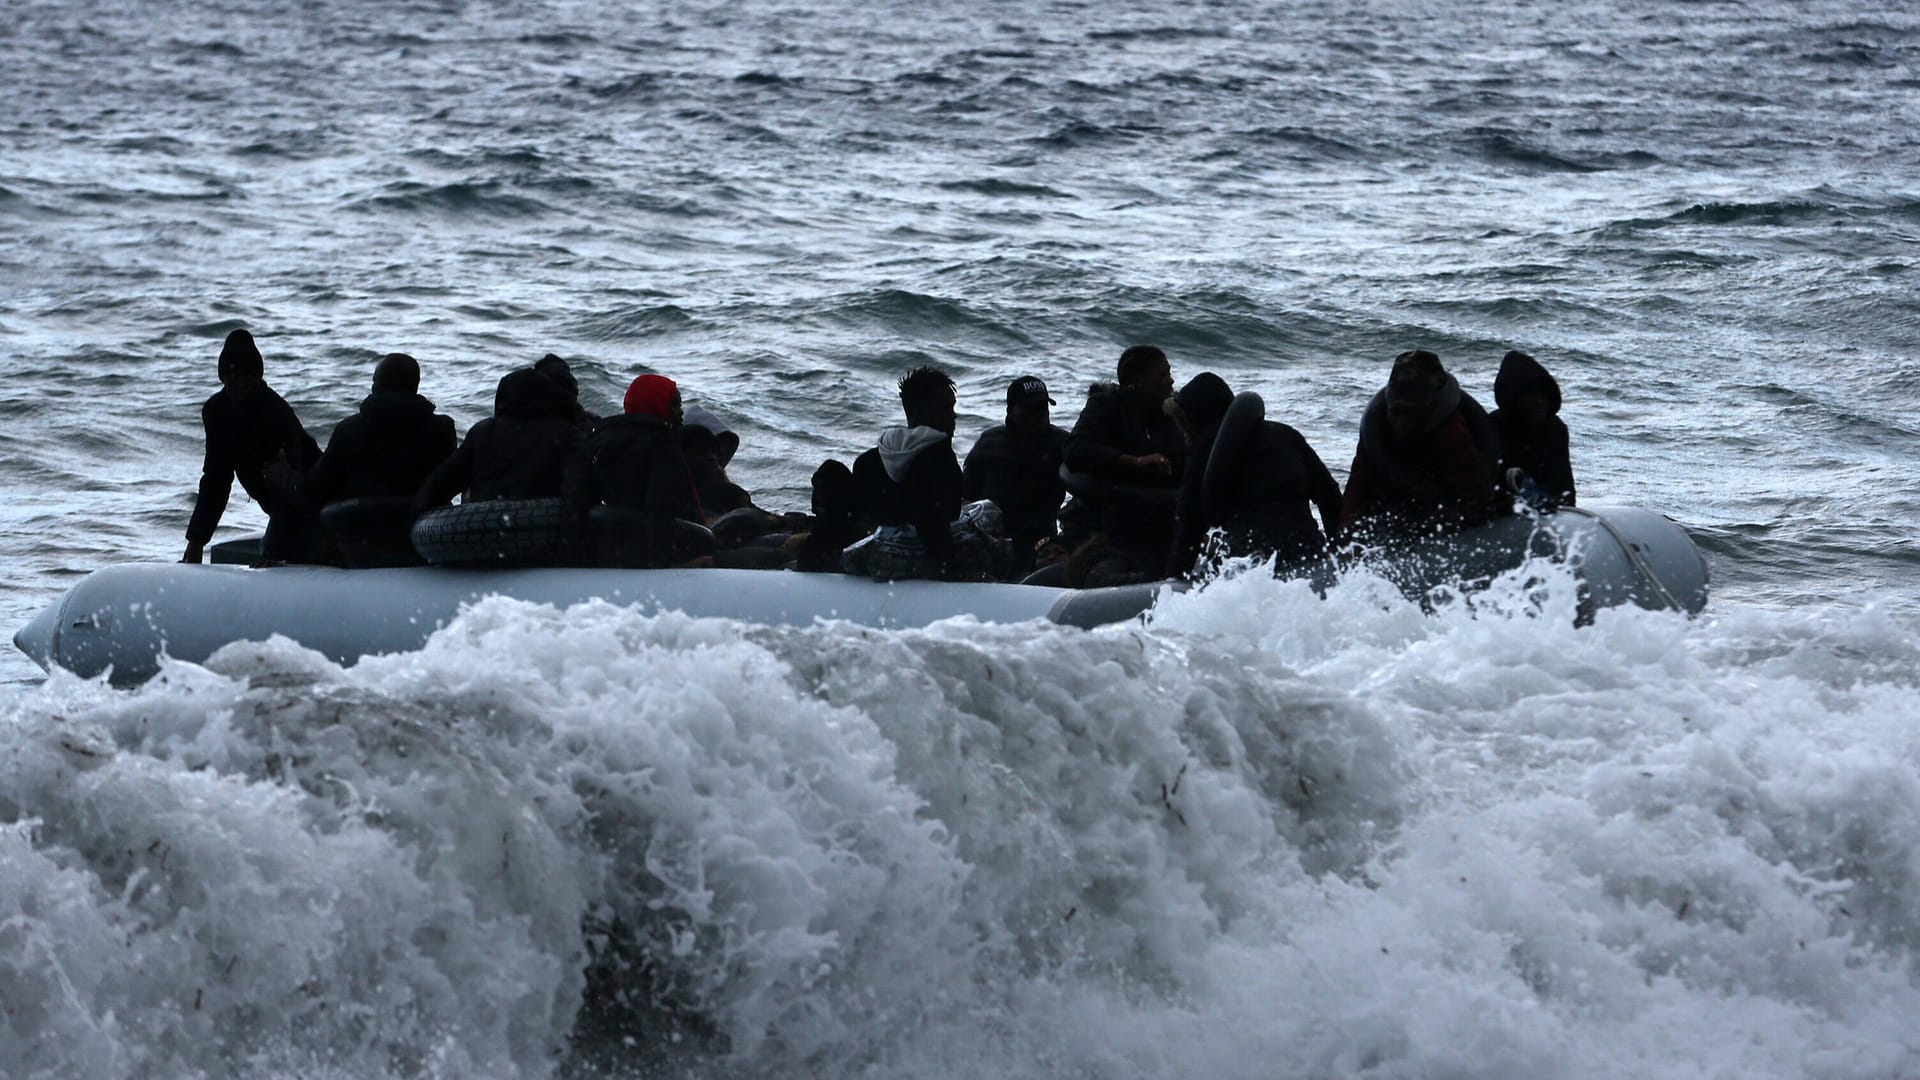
[{"left": 623, "top": 373, "right": 677, "bottom": 418}]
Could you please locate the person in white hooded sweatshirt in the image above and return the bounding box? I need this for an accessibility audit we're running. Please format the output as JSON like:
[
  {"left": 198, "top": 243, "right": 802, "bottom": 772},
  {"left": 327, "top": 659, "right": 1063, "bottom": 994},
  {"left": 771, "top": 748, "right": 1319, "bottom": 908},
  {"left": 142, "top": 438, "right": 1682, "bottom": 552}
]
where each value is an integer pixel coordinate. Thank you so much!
[{"left": 850, "top": 366, "right": 964, "bottom": 576}]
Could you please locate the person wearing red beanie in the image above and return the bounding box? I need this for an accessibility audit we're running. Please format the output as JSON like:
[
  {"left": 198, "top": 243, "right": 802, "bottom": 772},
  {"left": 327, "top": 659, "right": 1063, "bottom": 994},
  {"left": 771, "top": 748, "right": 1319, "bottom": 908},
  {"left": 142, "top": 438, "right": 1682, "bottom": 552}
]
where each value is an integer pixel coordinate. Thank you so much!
[{"left": 623, "top": 374, "right": 681, "bottom": 425}]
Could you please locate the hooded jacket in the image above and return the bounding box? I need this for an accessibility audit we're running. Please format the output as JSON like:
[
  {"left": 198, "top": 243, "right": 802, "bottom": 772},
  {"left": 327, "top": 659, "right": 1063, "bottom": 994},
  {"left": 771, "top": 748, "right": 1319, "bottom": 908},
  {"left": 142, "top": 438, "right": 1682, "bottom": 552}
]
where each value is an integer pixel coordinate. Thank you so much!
[
  {"left": 853, "top": 425, "right": 962, "bottom": 564},
  {"left": 680, "top": 404, "right": 752, "bottom": 516},
  {"left": 1490, "top": 350, "right": 1575, "bottom": 508},
  {"left": 305, "top": 389, "right": 457, "bottom": 506},
  {"left": 1340, "top": 372, "right": 1508, "bottom": 540},
  {"left": 1167, "top": 376, "right": 1340, "bottom": 577},
  {"left": 414, "top": 367, "right": 587, "bottom": 511},
  {"left": 186, "top": 381, "right": 322, "bottom": 545}
]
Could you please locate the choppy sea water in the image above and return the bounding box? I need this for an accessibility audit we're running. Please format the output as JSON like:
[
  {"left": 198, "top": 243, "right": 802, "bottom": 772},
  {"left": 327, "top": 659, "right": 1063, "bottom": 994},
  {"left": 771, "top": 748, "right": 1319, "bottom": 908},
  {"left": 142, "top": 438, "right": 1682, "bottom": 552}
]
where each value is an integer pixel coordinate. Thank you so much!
[{"left": 3, "top": 1, "right": 1918, "bottom": 1076}]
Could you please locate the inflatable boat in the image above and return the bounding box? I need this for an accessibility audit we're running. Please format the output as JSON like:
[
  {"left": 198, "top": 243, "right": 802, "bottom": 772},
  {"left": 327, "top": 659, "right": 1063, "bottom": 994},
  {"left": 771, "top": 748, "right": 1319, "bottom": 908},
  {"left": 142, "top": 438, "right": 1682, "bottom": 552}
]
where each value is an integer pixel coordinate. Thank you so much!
[{"left": 14, "top": 505, "right": 1706, "bottom": 687}]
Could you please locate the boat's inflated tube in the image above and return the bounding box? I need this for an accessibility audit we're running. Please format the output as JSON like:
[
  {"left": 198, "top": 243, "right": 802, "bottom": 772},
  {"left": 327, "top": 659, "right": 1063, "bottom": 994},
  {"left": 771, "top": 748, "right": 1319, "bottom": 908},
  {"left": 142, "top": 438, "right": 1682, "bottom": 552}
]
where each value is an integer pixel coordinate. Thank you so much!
[
  {"left": 1203, "top": 391, "right": 1265, "bottom": 521},
  {"left": 15, "top": 506, "right": 1707, "bottom": 687}
]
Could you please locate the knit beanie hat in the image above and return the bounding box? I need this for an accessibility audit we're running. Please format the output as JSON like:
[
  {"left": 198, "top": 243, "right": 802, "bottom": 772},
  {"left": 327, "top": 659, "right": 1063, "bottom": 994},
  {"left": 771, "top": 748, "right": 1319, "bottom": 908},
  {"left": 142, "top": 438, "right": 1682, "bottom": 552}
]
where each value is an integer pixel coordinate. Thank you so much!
[
  {"left": 217, "top": 329, "right": 264, "bottom": 382},
  {"left": 623, "top": 373, "right": 678, "bottom": 419}
]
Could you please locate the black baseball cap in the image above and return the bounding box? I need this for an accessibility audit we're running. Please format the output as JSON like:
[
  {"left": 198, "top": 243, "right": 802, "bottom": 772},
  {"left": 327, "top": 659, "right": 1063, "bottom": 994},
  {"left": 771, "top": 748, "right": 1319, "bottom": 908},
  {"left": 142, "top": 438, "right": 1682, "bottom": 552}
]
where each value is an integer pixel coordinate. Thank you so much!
[{"left": 1007, "top": 376, "right": 1055, "bottom": 405}]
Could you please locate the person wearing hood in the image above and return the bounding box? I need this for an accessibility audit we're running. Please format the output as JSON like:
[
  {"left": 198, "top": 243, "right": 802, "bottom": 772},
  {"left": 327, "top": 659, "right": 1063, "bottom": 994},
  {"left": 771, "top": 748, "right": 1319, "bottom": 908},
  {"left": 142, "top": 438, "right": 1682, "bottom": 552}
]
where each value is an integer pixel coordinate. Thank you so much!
[
  {"left": 414, "top": 365, "right": 589, "bottom": 512},
  {"left": 583, "top": 373, "right": 710, "bottom": 568},
  {"left": 305, "top": 353, "right": 457, "bottom": 508},
  {"left": 679, "top": 403, "right": 754, "bottom": 518},
  {"left": 1340, "top": 349, "right": 1509, "bottom": 543},
  {"left": 535, "top": 352, "right": 597, "bottom": 433},
  {"left": 1490, "top": 349, "right": 1575, "bottom": 510},
  {"left": 962, "top": 375, "right": 1068, "bottom": 573},
  {"left": 182, "top": 328, "right": 324, "bottom": 564},
  {"left": 851, "top": 366, "right": 964, "bottom": 575},
  {"left": 1057, "top": 344, "right": 1185, "bottom": 581},
  {"left": 1165, "top": 372, "right": 1342, "bottom": 579}
]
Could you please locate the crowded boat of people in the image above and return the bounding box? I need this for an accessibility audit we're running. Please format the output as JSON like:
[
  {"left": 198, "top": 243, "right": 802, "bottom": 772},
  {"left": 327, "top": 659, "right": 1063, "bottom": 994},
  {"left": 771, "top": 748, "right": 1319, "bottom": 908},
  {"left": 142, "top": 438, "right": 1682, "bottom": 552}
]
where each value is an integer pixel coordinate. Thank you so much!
[{"left": 182, "top": 329, "right": 1577, "bottom": 588}]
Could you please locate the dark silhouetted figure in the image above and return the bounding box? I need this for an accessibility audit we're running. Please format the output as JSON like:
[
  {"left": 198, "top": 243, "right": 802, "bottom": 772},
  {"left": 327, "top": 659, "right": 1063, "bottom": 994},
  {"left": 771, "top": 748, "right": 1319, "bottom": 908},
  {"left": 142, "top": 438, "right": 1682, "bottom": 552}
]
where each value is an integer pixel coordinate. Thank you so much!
[
  {"left": 535, "top": 353, "right": 597, "bottom": 433},
  {"left": 1490, "top": 349, "right": 1575, "bottom": 510},
  {"left": 1340, "top": 349, "right": 1508, "bottom": 543},
  {"left": 182, "top": 329, "right": 323, "bottom": 564},
  {"left": 680, "top": 403, "right": 754, "bottom": 518},
  {"left": 1165, "top": 373, "right": 1342, "bottom": 580},
  {"left": 963, "top": 375, "right": 1067, "bottom": 573},
  {"left": 415, "top": 366, "right": 588, "bottom": 511},
  {"left": 1059, "top": 344, "right": 1184, "bottom": 584},
  {"left": 306, "top": 353, "right": 456, "bottom": 506},
  {"left": 852, "top": 366, "right": 964, "bottom": 575},
  {"left": 584, "top": 374, "right": 710, "bottom": 568}
]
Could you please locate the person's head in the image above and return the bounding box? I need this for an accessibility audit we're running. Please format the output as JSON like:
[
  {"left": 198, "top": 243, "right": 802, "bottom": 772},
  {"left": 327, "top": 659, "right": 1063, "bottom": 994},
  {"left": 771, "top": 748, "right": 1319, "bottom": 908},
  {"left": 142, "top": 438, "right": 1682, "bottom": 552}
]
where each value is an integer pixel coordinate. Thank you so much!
[
  {"left": 534, "top": 353, "right": 579, "bottom": 398},
  {"left": 372, "top": 353, "right": 420, "bottom": 394},
  {"left": 1168, "top": 372, "right": 1234, "bottom": 439},
  {"left": 1386, "top": 349, "right": 1447, "bottom": 439},
  {"left": 217, "top": 329, "right": 264, "bottom": 386},
  {"left": 1117, "top": 345, "right": 1174, "bottom": 410},
  {"left": 898, "top": 366, "right": 957, "bottom": 434},
  {"left": 1005, "top": 375, "right": 1055, "bottom": 432},
  {"left": 624, "top": 373, "right": 683, "bottom": 428},
  {"left": 1494, "top": 349, "right": 1560, "bottom": 430}
]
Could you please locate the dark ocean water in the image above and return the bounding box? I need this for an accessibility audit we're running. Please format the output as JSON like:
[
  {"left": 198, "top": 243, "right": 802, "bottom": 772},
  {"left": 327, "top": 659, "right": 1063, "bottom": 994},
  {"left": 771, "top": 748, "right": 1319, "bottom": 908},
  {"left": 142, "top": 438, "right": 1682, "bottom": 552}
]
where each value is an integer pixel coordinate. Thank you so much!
[{"left": 4, "top": 1, "right": 1920, "bottom": 1077}]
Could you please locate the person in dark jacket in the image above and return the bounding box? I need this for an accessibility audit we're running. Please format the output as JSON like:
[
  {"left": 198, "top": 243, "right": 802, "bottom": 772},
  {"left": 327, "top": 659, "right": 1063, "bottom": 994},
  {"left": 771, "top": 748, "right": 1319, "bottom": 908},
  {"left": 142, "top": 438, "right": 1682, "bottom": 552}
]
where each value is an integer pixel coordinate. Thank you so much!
[
  {"left": 1489, "top": 349, "right": 1575, "bottom": 510},
  {"left": 305, "top": 353, "right": 456, "bottom": 507},
  {"left": 1059, "top": 344, "right": 1184, "bottom": 583},
  {"left": 1164, "top": 373, "right": 1342, "bottom": 579},
  {"left": 963, "top": 375, "right": 1068, "bottom": 573},
  {"left": 680, "top": 403, "right": 754, "bottom": 518},
  {"left": 851, "top": 366, "right": 964, "bottom": 575},
  {"left": 414, "top": 366, "right": 588, "bottom": 512},
  {"left": 1340, "top": 349, "right": 1509, "bottom": 544},
  {"left": 182, "top": 328, "right": 323, "bottom": 564},
  {"left": 584, "top": 373, "right": 708, "bottom": 568}
]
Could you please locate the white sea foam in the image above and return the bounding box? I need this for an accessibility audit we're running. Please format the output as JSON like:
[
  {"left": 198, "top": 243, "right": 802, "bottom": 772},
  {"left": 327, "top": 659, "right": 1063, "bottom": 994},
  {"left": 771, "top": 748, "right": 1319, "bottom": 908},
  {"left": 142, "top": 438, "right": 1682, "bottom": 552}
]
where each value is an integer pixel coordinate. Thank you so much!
[{"left": 3, "top": 568, "right": 1918, "bottom": 1078}]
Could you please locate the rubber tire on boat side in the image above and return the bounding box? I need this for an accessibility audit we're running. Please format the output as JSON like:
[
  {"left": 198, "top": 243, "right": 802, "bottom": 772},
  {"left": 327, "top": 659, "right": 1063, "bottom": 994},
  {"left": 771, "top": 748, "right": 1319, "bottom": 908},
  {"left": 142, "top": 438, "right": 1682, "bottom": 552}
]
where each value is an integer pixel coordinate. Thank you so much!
[{"left": 410, "top": 497, "right": 572, "bottom": 566}]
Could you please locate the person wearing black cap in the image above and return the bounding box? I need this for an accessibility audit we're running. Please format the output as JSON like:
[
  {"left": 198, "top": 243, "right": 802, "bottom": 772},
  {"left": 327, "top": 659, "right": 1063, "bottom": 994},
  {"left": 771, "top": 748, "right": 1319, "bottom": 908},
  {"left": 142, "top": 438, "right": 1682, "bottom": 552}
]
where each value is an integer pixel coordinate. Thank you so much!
[
  {"left": 305, "top": 353, "right": 457, "bottom": 507},
  {"left": 1489, "top": 349, "right": 1575, "bottom": 510},
  {"left": 962, "top": 375, "right": 1068, "bottom": 574},
  {"left": 1164, "top": 372, "right": 1342, "bottom": 580},
  {"left": 1340, "top": 348, "right": 1508, "bottom": 543},
  {"left": 535, "top": 353, "right": 596, "bottom": 433},
  {"left": 182, "top": 328, "right": 323, "bottom": 564}
]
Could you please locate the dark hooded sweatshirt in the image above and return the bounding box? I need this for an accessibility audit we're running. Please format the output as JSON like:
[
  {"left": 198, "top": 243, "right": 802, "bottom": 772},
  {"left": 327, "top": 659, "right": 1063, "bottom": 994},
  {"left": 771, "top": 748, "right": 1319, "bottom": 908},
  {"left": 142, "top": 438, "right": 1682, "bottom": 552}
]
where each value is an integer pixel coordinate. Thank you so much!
[
  {"left": 186, "top": 383, "right": 322, "bottom": 547},
  {"left": 1490, "top": 350, "right": 1575, "bottom": 509},
  {"left": 305, "top": 390, "right": 457, "bottom": 506},
  {"left": 1167, "top": 375, "right": 1341, "bottom": 577},
  {"left": 415, "top": 367, "right": 587, "bottom": 511},
  {"left": 586, "top": 412, "right": 704, "bottom": 568},
  {"left": 680, "top": 404, "right": 752, "bottom": 517},
  {"left": 1062, "top": 382, "right": 1185, "bottom": 548},
  {"left": 1340, "top": 374, "right": 1507, "bottom": 541},
  {"left": 962, "top": 421, "right": 1068, "bottom": 548},
  {"left": 853, "top": 426, "right": 963, "bottom": 566}
]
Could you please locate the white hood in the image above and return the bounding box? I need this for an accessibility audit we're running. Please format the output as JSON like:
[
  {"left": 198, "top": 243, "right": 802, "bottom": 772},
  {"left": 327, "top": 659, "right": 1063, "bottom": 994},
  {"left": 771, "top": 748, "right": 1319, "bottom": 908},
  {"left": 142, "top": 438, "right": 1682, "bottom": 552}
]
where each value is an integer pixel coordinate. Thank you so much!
[{"left": 876, "top": 425, "right": 950, "bottom": 482}]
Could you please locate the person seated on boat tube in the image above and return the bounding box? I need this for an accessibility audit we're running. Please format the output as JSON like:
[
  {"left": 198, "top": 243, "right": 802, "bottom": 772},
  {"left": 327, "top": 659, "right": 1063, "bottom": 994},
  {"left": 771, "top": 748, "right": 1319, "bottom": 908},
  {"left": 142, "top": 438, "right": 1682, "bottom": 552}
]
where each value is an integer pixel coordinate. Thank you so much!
[
  {"left": 1339, "top": 348, "right": 1509, "bottom": 545},
  {"left": 304, "top": 353, "right": 457, "bottom": 508},
  {"left": 182, "top": 328, "right": 325, "bottom": 565},
  {"left": 847, "top": 366, "right": 973, "bottom": 579},
  {"left": 535, "top": 352, "right": 597, "bottom": 434},
  {"left": 583, "top": 374, "right": 714, "bottom": 568},
  {"left": 414, "top": 365, "right": 590, "bottom": 514},
  {"left": 962, "top": 375, "right": 1068, "bottom": 577},
  {"left": 1164, "top": 372, "right": 1344, "bottom": 580},
  {"left": 1057, "top": 344, "right": 1184, "bottom": 582},
  {"left": 1489, "top": 349, "right": 1576, "bottom": 511},
  {"left": 679, "top": 403, "right": 754, "bottom": 519}
]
